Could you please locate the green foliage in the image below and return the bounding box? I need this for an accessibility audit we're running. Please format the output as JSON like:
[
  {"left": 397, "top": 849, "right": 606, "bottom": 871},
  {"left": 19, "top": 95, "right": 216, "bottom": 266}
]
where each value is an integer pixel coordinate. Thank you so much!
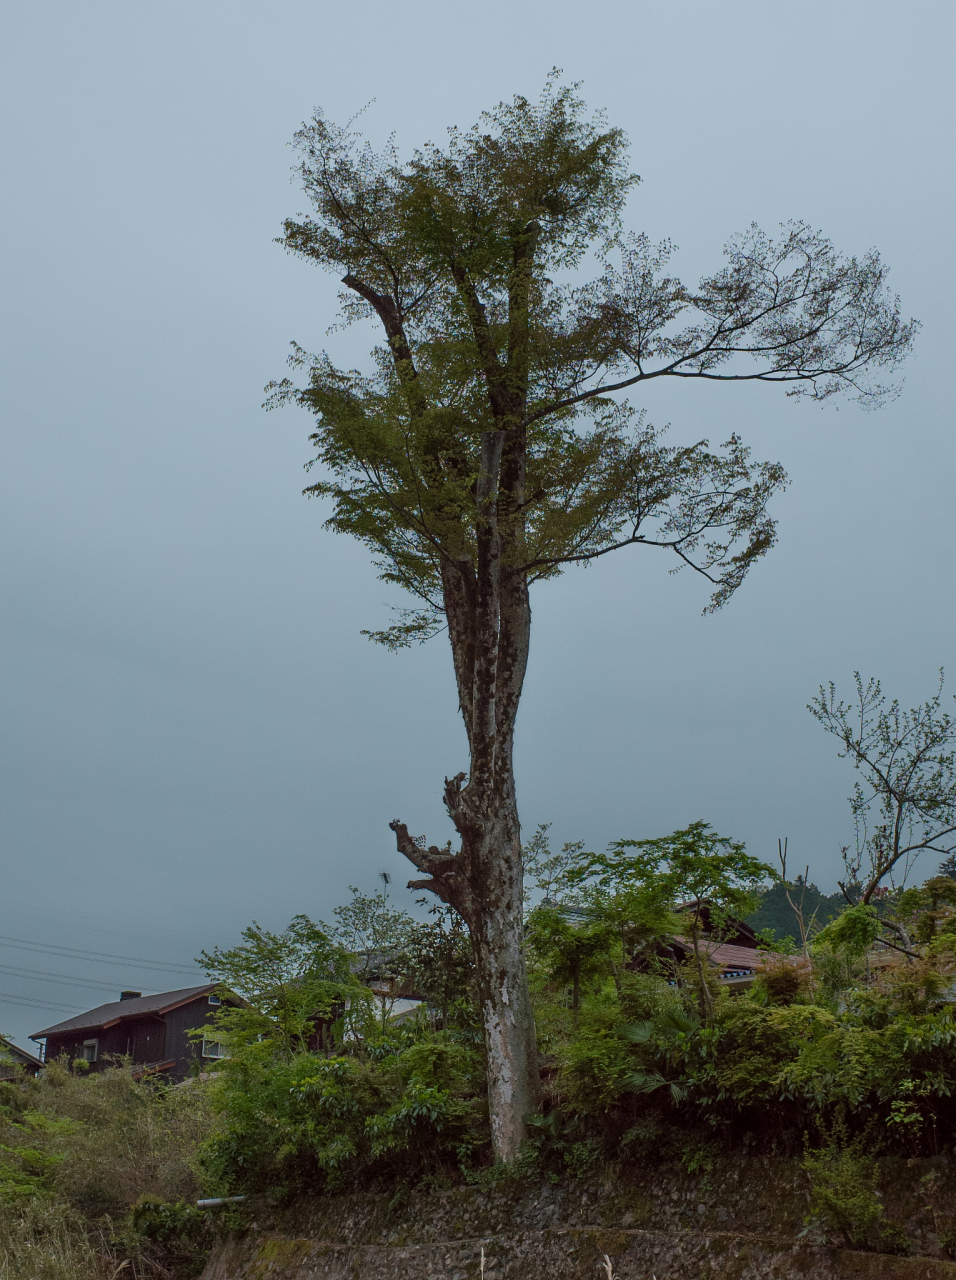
[
  {"left": 563, "top": 821, "right": 775, "bottom": 1018},
  {"left": 526, "top": 905, "right": 615, "bottom": 1028},
  {"left": 527, "top": 821, "right": 776, "bottom": 1014},
  {"left": 14, "top": 864, "right": 956, "bottom": 1274},
  {"left": 523, "top": 824, "right": 588, "bottom": 906},
  {"left": 801, "top": 1118, "right": 883, "bottom": 1247},
  {"left": 699, "top": 1002, "right": 843, "bottom": 1108},
  {"left": 400, "top": 902, "right": 477, "bottom": 1033},
  {"left": 0, "top": 1112, "right": 74, "bottom": 1205},
  {"left": 277, "top": 75, "right": 777, "bottom": 624},
  {"left": 809, "top": 943, "right": 866, "bottom": 1005},
  {"left": 622, "top": 1008, "right": 702, "bottom": 1103},
  {"left": 129, "top": 1193, "right": 206, "bottom": 1243},
  {"left": 519, "top": 836, "right": 956, "bottom": 1161},
  {"left": 12, "top": 858, "right": 956, "bottom": 1266},
  {"left": 327, "top": 887, "right": 420, "bottom": 1032},
  {"left": 566, "top": 821, "right": 774, "bottom": 940},
  {"left": 189, "top": 896, "right": 490, "bottom": 1197},
  {"left": 186, "top": 860, "right": 956, "bottom": 1196},
  {"left": 271, "top": 76, "right": 913, "bottom": 650},
  {"left": 122, "top": 1195, "right": 213, "bottom": 1277},
  {"left": 894, "top": 876, "right": 956, "bottom": 951},
  {"left": 556, "top": 1024, "right": 633, "bottom": 1113},
  {"left": 198, "top": 1022, "right": 486, "bottom": 1197},
  {"left": 329, "top": 887, "right": 416, "bottom": 978},
  {"left": 199, "top": 914, "right": 357, "bottom": 1056},
  {"left": 752, "top": 958, "right": 809, "bottom": 1006},
  {"left": 814, "top": 904, "right": 880, "bottom": 958},
  {"left": 747, "top": 878, "right": 844, "bottom": 941},
  {"left": 0, "top": 1061, "right": 211, "bottom": 1218}
]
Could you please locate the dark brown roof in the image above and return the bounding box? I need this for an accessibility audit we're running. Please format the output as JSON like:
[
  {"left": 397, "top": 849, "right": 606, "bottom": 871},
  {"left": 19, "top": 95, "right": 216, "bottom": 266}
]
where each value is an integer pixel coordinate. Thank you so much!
[
  {"left": 30, "top": 985, "right": 218, "bottom": 1041},
  {"left": 0, "top": 1035, "right": 43, "bottom": 1069}
]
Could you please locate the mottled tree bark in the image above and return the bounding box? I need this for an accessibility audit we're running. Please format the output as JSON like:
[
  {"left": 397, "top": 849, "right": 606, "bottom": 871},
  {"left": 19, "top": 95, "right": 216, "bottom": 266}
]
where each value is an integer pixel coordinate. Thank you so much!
[
  {"left": 390, "top": 554, "right": 540, "bottom": 1161},
  {"left": 391, "top": 774, "right": 538, "bottom": 1160}
]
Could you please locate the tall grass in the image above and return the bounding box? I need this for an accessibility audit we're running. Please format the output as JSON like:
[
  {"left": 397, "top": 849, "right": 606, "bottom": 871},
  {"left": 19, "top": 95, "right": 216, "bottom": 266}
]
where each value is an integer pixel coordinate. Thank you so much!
[
  {"left": 2, "top": 1059, "right": 212, "bottom": 1214},
  {"left": 0, "top": 1198, "right": 117, "bottom": 1280},
  {"left": 0, "top": 1060, "right": 215, "bottom": 1279}
]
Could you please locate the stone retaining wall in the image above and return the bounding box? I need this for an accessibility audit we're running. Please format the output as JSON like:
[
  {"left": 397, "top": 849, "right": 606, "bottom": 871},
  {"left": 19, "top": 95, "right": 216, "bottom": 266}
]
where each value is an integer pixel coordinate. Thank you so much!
[{"left": 200, "top": 1158, "right": 956, "bottom": 1280}]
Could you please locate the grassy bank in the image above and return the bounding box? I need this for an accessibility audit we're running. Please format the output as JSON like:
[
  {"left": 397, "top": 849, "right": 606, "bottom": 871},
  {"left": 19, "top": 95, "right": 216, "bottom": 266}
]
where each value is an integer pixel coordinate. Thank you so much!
[{"left": 0, "top": 1060, "right": 214, "bottom": 1279}]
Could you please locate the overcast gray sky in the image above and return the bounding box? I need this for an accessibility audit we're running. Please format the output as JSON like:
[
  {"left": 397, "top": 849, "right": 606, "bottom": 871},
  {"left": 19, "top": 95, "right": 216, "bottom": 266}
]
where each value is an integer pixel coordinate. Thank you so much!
[{"left": 1, "top": 1, "right": 953, "bottom": 1049}]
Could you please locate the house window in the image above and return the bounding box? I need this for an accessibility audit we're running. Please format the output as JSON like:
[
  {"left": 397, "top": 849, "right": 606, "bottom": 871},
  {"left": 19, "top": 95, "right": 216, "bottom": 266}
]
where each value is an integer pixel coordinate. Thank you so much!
[
  {"left": 80, "top": 1039, "right": 98, "bottom": 1063},
  {"left": 207, "top": 993, "right": 221, "bottom": 1006},
  {"left": 201, "top": 1039, "right": 225, "bottom": 1060}
]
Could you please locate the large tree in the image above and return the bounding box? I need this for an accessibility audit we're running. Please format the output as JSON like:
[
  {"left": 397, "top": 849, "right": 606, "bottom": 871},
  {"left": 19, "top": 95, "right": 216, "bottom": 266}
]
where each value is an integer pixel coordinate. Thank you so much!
[{"left": 270, "top": 77, "right": 915, "bottom": 1160}]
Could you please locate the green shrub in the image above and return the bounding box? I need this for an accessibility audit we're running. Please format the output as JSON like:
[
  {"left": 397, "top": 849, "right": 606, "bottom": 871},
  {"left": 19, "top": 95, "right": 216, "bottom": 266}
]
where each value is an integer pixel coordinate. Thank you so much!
[
  {"left": 877, "top": 1220, "right": 912, "bottom": 1256},
  {"left": 121, "top": 1195, "right": 214, "bottom": 1277},
  {"left": 555, "top": 1023, "right": 632, "bottom": 1112},
  {"left": 753, "top": 958, "right": 810, "bottom": 1006},
  {"left": 198, "top": 1027, "right": 488, "bottom": 1196},
  {"left": 801, "top": 1119, "right": 883, "bottom": 1248},
  {"left": 0, "top": 1061, "right": 216, "bottom": 1280}
]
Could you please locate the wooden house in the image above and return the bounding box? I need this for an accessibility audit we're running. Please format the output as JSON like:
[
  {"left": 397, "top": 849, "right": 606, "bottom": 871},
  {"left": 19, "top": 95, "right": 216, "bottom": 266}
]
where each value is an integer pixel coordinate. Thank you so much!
[
  {"left": 0, "top": 1034, "right": 43, "bottom": 1079},
  {"left": 629, "top": 899, "right": 799, "bottom": 989},
  {"left": 31, "top": 984, "right": 235, "bottom": 1081}
]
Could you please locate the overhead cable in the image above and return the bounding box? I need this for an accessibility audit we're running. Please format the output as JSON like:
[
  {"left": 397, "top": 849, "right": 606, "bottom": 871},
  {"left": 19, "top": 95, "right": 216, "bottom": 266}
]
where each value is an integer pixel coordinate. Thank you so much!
[
  {"left": 0, "top": 934, "right": 203, "bottom": 976},
  {"left": 0, "top": 991, "right": 83, "bottom": 1013},
  {"left": 0, "top": 962, "right": 158, "bottom": 994}
]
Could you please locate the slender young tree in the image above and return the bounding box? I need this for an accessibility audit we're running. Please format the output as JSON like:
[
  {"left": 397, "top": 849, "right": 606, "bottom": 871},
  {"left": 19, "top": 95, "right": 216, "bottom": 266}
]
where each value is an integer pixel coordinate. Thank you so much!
[
  {"left": 810, "top": 672, "right": 956, "bottom": 905},
  {"left": 271, "top": 77, "right": 916, "bottom": 1159}
]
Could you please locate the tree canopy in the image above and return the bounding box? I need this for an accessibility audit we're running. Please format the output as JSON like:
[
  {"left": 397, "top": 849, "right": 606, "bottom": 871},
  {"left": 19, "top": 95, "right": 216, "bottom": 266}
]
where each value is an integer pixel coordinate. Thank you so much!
[{"left": 270, "top": 75, "right": 915, "bottom": 648}]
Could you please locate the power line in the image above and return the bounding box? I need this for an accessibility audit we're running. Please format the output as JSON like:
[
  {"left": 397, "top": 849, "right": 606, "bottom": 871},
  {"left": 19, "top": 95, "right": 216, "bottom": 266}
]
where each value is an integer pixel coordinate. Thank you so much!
[
  {"left": 0, "top": 935, "right": 203, "bottom": 976},
  {"left": 0, "top": 991, "right": 83, "bottom": 1014},
  {"left": 0, "top": 962, "right": 159, "bottom": 994}
]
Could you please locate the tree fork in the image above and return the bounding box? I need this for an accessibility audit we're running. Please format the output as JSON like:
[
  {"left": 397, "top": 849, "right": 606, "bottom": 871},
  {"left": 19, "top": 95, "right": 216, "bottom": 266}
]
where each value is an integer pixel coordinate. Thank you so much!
[{"left": 389, "top": 782, "right": 540, "bottom": 1161}]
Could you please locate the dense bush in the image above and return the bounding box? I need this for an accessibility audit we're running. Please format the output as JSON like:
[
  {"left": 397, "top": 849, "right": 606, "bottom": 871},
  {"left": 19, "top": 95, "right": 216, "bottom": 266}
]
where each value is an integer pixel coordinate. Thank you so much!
[
  {"left": 7, "top": 836, "right": 956, "bottom": 1273},
  {"left": 182, "top": 843, "right": 956, "bottom": 1200},
  {"left": 197, "top": 1021, "right": 486, "bottom": 1197},
  {"left": 0, "top": 1059, "right": 211, "bottom": 1215}
]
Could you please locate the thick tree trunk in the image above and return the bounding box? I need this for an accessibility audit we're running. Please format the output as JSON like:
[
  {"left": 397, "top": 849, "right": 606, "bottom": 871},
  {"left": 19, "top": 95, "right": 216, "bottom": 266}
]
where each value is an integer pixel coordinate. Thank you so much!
[
  {"left": 390, "top": 556, "right": 540, "bottom": 1161},
  {"left": 466, "top": 803, "right": 539, "bottom": 1159},
  {"left": 391, "top": 776, "right": 540, "bottom": 1162}
]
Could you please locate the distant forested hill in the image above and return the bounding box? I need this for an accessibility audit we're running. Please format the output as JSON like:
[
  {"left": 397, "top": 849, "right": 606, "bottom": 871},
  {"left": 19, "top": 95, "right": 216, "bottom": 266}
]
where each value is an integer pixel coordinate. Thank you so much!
[{"left": 747, "top": 879, "right": 845, "bottom": 945}]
